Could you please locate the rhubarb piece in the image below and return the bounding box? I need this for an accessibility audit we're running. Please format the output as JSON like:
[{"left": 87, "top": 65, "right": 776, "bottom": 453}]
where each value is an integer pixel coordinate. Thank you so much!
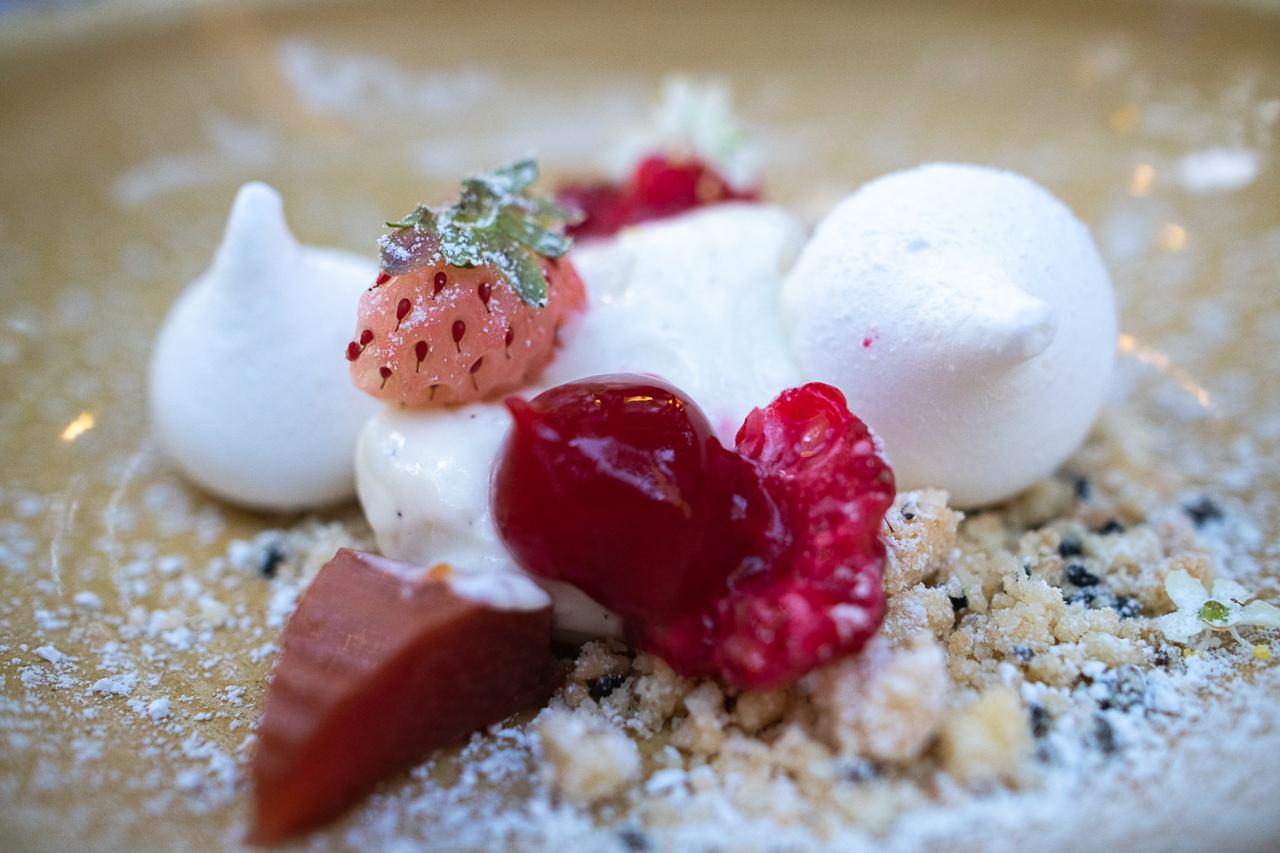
[
  {"left": 249, "top": 549, "right": 554, "bottom": 843},
  {"left": 349, "top": 160, "right": 586, "bottom": 406},
  {"left": 493, "top": 377, "right": 894, "bottom": 690}
]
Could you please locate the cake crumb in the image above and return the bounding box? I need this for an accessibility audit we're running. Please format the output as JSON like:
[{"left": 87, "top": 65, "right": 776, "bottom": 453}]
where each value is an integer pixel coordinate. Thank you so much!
[
  {"left": 813, "top": 635, "right": 949, "bottom": 763},
  {"left": 938, "top": 686, "right": 1031, "bottom": 787},
  {"left": 539, "top": 710, "right": 641, "bottom": 803},
  {"left": 883, "top": 489, "right": 961, "bottom": 595}
]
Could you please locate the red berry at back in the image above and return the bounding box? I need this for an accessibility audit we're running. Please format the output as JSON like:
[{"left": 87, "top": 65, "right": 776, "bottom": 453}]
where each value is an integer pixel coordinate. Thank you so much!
[
  {"left": 556, "top": 181, "right": 631, "bottom": 239},
  {"left": 559, "top": 153, "right": 759, "bottom": 239}
]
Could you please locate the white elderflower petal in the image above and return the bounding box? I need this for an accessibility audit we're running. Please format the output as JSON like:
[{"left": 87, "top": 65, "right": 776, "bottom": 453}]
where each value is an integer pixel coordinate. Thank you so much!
[
  {"left": 1154, "top": 608, "right": 1208, "bottom": 645},
  {"left": 1164, "top": 569, "right": 1211, "bottom": 611},
  {"left": 1154, "top": 569, "right": 1280, "bottom": 650},
  {"left": 1211, "top": 577, "right": 1251, "bottom": 605},
  {"left": 1237, "top": 600, "right": 1280, "bottom": 629}
]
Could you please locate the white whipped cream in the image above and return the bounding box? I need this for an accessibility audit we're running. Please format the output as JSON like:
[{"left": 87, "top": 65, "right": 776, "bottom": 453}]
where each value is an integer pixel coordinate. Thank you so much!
[
  {"left": 356, "top": 204, "right": 806, "bottom": 635},
  {"left": 356, "top": 408, "right": 612, "bottom": 637},
  {"left": 150, "top": 182, "right": 380, "bottom": 512},
  {"left": 781, "top": 163, "right": 1116, "bottom": 507},
  {"left": 359, "top": 551, "right": 550, "bottom": 612}
]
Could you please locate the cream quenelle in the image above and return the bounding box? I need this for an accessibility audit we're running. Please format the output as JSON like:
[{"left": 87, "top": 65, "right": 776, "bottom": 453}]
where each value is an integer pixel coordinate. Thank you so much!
[
  {"left": 355, "top": 204, "right": 806, "bottom": 636},
  {"left": 781, "top": 164, "right": 1117, "bottom": 508},
  {"left": 150, "top": 183, "right": 380, "bottom": 511}
]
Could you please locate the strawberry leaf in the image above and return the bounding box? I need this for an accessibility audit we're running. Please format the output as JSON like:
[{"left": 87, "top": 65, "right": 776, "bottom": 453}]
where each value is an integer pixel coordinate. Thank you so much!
[
  {"left": 380, "top": 159, "right": 575, "bottom": 307},
  {"left": 491, "top": 247, "right": 549, "bottom": 307},
  {"left": 497, "top": 209, "right": 573, "bottom": 258},
  {"left": 438, "top": 223, "right": 485, "bottom": 268}
]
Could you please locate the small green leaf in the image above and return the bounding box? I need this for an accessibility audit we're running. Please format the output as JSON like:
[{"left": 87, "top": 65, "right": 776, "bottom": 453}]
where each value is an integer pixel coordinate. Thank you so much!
[
  {"left": 533, "top": 195, "right": 585, "bottom": 225},
  {"left": 1198, "top": 600, "right": 1231, "bottom": 625},
  {"left": 492, "top": 159, "right": 538, "bottom": 192},
  {"left": 386, "top": 206, "right": 427, "bottom": 229},
  {"left": 498, "top": 210, "right": 572, "bottom": 258},
  {"left": 492, "top": 248, "right": 548, "bottom": 307}
]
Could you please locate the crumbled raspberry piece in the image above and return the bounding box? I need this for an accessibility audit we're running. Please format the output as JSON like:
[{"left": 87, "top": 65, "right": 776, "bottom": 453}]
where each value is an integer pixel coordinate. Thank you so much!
[{"left": 642, "top": 384, "right": 894, "bottom": 689}]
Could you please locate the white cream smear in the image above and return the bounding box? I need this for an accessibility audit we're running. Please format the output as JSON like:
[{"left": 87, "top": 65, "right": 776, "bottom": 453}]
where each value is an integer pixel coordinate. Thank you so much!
[
  {"left": 150, "top": 183, "right": 380, "bottom": 512},
  {"left": 356, "top": 204, "right": 806, "bottom": 636}
]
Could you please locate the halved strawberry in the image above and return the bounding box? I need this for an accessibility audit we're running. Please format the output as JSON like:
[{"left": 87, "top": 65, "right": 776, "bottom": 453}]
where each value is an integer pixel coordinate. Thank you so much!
[
  {"left": 249, "top": 549, "right": 554, "bottom": 843},
  {"left": 348, "top": 161, "right": 586, "bottom": 407}
]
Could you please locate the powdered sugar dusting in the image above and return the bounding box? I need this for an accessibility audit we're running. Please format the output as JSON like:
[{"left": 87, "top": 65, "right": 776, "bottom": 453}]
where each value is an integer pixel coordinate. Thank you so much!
[{"left": 1177, "top": 147, "right": 1264, "bottom": 193}]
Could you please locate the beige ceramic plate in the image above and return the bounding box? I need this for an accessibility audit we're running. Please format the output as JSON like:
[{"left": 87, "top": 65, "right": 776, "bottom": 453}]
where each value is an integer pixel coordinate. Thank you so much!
[{"left": 1, "top": 1, "right": 1278, "bottom": 850}]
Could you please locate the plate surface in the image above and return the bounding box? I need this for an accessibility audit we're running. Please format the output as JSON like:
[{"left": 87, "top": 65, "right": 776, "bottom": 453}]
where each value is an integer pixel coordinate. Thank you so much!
[{"left": 1, "top": 1, "right": 1278, "bottom": 850}]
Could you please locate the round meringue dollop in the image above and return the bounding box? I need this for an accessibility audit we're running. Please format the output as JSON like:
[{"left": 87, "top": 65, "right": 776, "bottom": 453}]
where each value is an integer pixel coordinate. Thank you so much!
[
  {"left": 150, "top": 182, "right": 380, "bottom": 512},
  {"left": 355, "top": 204, "right": 806, "bottom": 636},
  {"left": 781, "top": 163, "right": 1117, "bottom": 508}
]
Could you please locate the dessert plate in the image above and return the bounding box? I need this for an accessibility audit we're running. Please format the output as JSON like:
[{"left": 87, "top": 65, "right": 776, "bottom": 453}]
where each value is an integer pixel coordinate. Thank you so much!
[{"left": 1, "top": 1, "right": 1278, "bottom": 850}]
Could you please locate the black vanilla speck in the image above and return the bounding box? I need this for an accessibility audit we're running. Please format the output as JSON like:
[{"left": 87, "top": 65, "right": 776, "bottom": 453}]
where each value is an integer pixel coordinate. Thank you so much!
[
  {"left": 587, "top": 672, "right": 627, "bottom": 701},
  {"left": 949, "top": 593, "right": 969, "bottom": 613},
  {"left": 1029, "top": 704, "right": 1050, "bottom": 739},
  {"left": 1067, "top": 588, "right": 1098, "bottom": 607},
  {"left": 840, "top": 760, "right": 882, "bottom": 782},
  {"left": 1058, "top": 538, "right": 1084, "bottom": 558},
  {"left": 258, "top": 542, "right": 285, "bottom": 579},
  {"left": 1098, "top": 519, "right": 1126, "bottom": 535},
  {"left": 1093, "top": 715, "right": 1117, "bottom": 755},
  {"left": 1183, "top": 496, "right": 1224, "bottom": 528},
  {"left": 618, "top": 828, "right": 651, "bottom": 852},
  {"left": 1065, "top": 563, "right": 1101, "bottom": 587},
  {"left": 1112, "top": 596, "right": 1143, "bottom": 619},
  {"left": 1074, "top": 477, "right": 1092, "bottom": 501}
]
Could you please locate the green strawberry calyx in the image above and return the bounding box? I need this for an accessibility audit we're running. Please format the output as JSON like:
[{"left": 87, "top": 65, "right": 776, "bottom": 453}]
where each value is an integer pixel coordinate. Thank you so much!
[{"left": 380, "top": 160, "right": 581, "bottom": 308}]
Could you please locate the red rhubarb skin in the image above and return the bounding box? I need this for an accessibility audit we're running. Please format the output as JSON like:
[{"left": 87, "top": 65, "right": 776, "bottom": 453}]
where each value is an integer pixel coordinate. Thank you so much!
[{"left": 249, "top": 549, "right": 554, "bottom": 844}]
